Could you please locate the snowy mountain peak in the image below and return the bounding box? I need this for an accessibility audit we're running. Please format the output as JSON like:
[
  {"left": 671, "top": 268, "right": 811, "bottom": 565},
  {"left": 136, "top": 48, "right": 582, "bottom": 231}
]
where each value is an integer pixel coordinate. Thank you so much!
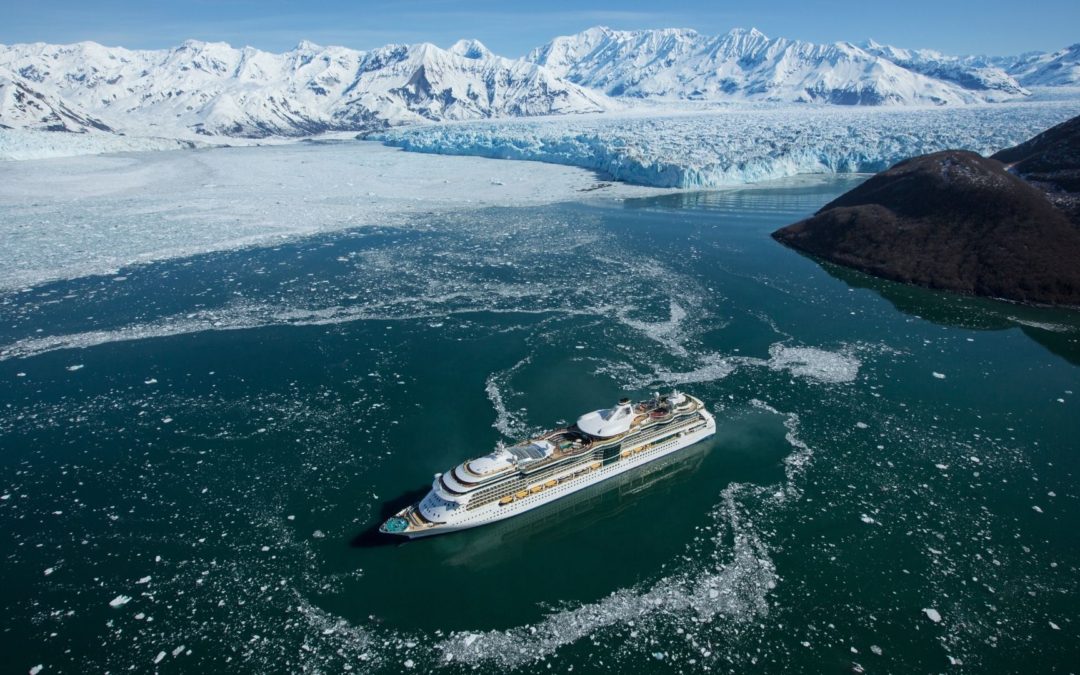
[
  {"left": 0, "top": 37, "right": 613, "bottom": 138},
  {"left": 726, "top": 27, "right": 767, "bottom": 39},
  {"left": 527, "top": 26, "right": 1030, "bottom": 104},
  {"left": 448, "top": 39, "right": 492, "bottom": 60},
  {"left": 858, "top": 40, "right": 1028, "bottom": 95},
  {"left": 1003, "top": 43, "right": 1080, "bottom": 86}
]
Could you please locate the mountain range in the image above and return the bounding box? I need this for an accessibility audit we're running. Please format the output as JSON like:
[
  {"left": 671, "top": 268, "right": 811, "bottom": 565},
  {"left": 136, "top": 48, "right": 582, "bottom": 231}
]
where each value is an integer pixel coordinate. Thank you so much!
[{"left": 1, "top": 27, "right": 1078, "bottom": 140}]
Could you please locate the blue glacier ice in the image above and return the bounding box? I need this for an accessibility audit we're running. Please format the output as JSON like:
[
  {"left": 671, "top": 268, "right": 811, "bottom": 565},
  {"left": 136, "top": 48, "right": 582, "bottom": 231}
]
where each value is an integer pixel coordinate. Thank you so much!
[{"left": 376, "top": 102, "right": 1080, "bottom": 188}]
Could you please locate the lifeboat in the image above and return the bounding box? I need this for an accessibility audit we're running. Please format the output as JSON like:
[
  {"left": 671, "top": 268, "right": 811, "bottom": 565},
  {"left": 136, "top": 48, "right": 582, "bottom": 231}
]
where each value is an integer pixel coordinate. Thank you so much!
[
  {"left": 590, "top": 461, "right": 602, "bottom": 470},
  {"left": 530, "top": 485, "right": 543, "bottom": 494},
  {"left": 499, "top": 495, "right": 514, "bottom": 505},
  {"left": 620, "top": 449, "right": 632, "bottom": 458},
  {"left": 515, "top": 490, "right": 528, "bottom": 499},
  {"left": 545, "top": 479, "right": 558, "bottom": 488}
]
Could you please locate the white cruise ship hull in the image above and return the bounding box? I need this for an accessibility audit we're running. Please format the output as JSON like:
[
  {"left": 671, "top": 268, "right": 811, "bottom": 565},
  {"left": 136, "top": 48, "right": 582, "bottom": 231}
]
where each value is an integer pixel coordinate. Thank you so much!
[{"left": 393, "top": 408, "right": 715, "bottom": 539}]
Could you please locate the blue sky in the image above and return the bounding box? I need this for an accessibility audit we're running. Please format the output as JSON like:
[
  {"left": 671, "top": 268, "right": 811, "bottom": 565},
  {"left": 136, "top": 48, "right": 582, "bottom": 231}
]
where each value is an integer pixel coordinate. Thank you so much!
[{"left": 2, "top": 0, "right": 1076, "bottom": 56}]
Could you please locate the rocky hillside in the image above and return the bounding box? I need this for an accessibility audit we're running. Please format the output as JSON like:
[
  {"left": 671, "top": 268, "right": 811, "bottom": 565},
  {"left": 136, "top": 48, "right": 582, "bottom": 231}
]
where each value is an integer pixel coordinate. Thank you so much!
[{"left": 772, "top": 116, "right": 1080, "bottom": 306}]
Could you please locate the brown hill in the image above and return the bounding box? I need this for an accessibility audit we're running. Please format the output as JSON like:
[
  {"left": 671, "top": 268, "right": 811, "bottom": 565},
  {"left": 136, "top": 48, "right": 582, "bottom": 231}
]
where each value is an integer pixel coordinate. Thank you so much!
[{"left": 772, "top": 116, "right": 1080, "bottom": 307}]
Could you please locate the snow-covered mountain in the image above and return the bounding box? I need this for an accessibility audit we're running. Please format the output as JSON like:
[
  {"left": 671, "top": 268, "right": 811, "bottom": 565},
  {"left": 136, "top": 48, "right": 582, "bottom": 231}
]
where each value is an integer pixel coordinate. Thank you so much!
[
  {"left": 0, "top": 75, "right": 113, "bottom": 132},
  {"left": 859, "top": 40, "right": 1026, "bottom": 96},
  {"left": 527, "top": 26, "right": 1027, "bottom": 105},
  {"left": 1, "top": 29, "right": 1077, "bottom": 147},
  {"left": 0, "top": 39, "right": 612, "bottom": 138},
  {"left": 1000, "top": 44, "right": 1080, "bottom": 87}
]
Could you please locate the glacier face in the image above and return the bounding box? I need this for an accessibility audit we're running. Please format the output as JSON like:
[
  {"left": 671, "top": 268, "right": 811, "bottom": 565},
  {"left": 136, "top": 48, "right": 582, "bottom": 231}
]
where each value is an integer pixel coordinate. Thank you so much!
[
  {"left": 527, "top": 26, "right": 1027, "bottom": 105},
  {"left": 0, "top": 39, "right": 612, "bottom": 138},
  {"left": 376, "top": 102, "right": 1080, "bottom": 189}
]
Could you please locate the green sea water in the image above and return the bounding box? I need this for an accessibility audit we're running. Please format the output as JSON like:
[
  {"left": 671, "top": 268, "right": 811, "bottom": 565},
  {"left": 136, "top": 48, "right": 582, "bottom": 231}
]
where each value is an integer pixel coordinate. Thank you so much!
[{"left": 1, "top": 175, "right": 1078, "bottom": 673}]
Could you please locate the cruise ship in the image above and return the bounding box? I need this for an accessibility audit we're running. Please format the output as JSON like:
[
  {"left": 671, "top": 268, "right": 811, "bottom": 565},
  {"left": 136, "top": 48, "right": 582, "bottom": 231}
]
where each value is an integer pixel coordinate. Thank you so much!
[{"left": 380, "top": 391, "right": 715, "bottom": 538}]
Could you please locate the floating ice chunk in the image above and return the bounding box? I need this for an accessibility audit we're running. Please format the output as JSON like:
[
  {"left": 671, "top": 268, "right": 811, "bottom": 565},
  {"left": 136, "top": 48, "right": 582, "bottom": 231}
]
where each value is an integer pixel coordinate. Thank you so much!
[
  {"left": 153, "top": 651, "right": 166, "bottom": 664},
  {"left": 109, "top": 595, "right": 131, "bottom": 608},
  {"left": 30, "top": 666, "right": 43, "bottom": 675},
  {"left": 860, "top": 514, "right": 876, "bottom": 524},
  {"left": 66, "top": 364, "right": 84, "bottom": 372},
  {"left": 923, "top": 608, "right": 942, "bottom": 623},
  {"left": 855, "top": 422, "right": 868, "bottom": 429},
  {"left": 932, "top": 372, "right": 946, "bottom": 379},
  {"left": 935, "top": 463, "right": 949, "bottom": 470},
  {"left": 44, "top": 567, "right": 54, "bottom": 576},
  {"left": 312, "top": 530, "right": 326, "bottom": 539},
  {"left": 144, "top": 378, "right": 158, "bottom": 385},
  {"left": 403, "top": 659, "right": 415, "bottom": 669},
  {"left": 870, "top": 645, "right": 883, "bottom": 655},
  {"left": 766, "top": 344, "right": 860, "bottom": 384},
  {"left": 1049, "top": 621, "right": 1060, "bottom": 630},
  {"left": 137, "top": 576, "right": 151, "bottom": 584},
  {"left": 1032, "top": 505, "right": 1044, "bottom": 513}
]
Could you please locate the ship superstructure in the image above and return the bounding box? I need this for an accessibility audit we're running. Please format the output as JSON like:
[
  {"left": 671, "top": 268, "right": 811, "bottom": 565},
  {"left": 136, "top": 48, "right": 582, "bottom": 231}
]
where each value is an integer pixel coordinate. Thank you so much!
[{"left": 380, "top": 391, "right": 715, "bottom": 538}]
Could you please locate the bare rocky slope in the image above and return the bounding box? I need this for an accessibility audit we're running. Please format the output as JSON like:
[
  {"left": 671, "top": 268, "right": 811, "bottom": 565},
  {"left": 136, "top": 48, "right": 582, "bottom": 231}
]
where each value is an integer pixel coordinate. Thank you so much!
[{"left": 772, "top": 115, "right": 1080, "bottom": 306}]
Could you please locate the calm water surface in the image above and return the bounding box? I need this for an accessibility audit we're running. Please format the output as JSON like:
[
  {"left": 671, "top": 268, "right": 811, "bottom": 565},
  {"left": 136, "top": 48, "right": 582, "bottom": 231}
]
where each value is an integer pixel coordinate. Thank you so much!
[{"left": 1, "top": 175, "right": 1077, "bottom": 673}]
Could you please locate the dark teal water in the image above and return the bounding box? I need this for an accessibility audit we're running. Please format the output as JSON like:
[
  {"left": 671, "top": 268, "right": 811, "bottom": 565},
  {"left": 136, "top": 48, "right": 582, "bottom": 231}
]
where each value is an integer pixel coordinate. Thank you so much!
[{"left": 1, "top": 177, "right": 1078, "bottom": 673}]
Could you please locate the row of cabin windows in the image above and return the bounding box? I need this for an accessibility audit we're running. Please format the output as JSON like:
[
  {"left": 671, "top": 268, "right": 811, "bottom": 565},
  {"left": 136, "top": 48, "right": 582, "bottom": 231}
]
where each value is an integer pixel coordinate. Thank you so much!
[{"left": 465, "top": 418, "right": 702, "bottom": 510}]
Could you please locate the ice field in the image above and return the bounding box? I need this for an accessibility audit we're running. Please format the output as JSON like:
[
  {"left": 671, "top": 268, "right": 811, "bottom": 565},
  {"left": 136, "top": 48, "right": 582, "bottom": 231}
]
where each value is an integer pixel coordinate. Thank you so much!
[{"left": 0, "top": 141, "right": 668, "bottom": 291}]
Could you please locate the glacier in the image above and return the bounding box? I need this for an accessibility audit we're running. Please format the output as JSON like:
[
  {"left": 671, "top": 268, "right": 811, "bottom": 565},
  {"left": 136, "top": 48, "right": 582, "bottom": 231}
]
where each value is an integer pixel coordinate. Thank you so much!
[{"left": 376, "top": 102, "right": 1080, "bottom": 188}]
